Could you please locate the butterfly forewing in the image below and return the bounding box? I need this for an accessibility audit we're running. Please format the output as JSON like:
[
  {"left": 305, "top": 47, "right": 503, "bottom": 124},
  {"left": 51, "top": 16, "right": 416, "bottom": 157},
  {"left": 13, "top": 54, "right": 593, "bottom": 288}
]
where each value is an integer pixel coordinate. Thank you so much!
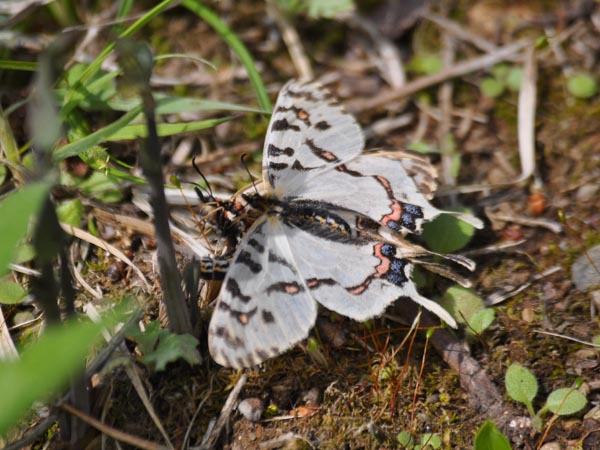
[{"left": 263, "top": 80, "right": 365, "bottom": 195}]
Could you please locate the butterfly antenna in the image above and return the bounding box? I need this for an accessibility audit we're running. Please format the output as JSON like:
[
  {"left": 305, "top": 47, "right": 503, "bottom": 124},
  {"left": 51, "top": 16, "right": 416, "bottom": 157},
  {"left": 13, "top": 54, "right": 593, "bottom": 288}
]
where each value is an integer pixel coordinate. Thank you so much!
[
  {"left": 192, "top": 156, "right": 215, "bottom": 202},
  {"left": 240, "top": 153, "right": 260, "bottom": 195}
]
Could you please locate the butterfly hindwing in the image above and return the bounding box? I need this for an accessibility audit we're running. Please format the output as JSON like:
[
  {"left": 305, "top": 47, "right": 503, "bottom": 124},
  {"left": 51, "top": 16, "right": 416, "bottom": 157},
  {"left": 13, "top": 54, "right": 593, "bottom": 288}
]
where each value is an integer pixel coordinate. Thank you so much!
[
  {"left": 208, "top": 216, "right": 317, "bottom": 369},
  {"left": 279, "top": 205, "right": 457, "bottom": 326}
]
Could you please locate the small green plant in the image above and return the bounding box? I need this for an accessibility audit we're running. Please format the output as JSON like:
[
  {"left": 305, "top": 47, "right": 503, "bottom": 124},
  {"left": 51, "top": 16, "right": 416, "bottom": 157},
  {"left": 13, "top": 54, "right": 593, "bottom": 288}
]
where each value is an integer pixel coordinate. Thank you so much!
[
  {"left": 566, "top": 72, "right": 598, "bottom": 99},
  {"left": 277, "top": 0, "right": 355, "bottom": 18},
  {"left": 407, "top": 53, "right": 443, "bottom": 75},
  {"left": 505, "top": 363, "right": 587, "bottom": 430},
  {"left": 398, "top": 431, "right": 442, "bottom": 449},
  {"left": 438, "top": 286, "right": 494, "bottom": 337},
  {"left": 480, "top": 64, "right": 523, "bottom": 98},
  {"left": 473, "top": 420, "right": 511, "bottom": 450},
  {"left": 129, "top": 321, "right": 201, "bottom": 371},
  {"left": 422, "top": 209, "right": 479, "bottom": 254}
]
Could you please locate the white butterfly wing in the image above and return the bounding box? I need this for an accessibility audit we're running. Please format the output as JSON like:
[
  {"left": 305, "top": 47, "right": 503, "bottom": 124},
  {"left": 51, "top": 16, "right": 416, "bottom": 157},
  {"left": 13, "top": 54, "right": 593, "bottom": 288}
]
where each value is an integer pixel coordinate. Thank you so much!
[
  {"left": 263, "top": 80, "right": 364, "bottom": 196},
  {"left": 290, "top": 154, "right": 483, "bottom": 233},
  {"left": 281, "top": 214, "right": 457, "bottom": 327},
  {"left": 208, "top": 216, "right": 317, "bottom": 369}
]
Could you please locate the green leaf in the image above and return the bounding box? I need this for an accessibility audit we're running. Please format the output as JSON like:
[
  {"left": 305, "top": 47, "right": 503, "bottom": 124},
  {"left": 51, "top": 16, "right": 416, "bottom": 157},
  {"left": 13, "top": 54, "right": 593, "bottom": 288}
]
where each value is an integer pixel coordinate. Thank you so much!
[
  {"left": 480, "top": 77, "right": 505, "bottom": 98},
  {"left": 545, "top": 388, "right": 587, "bottom": 416},
  {"left": 474, "top": 420, "right": 511, "bottom": 450},
  {"left": 468, "top": 308, "right": 495, "bottom": 335},
  {"left": 506, "top": 67, "right": 523, "bottom": 92},
  {"left": 505, "top": 364, "right": 538, "bottom": 406},
  {"left": 0, "top": 318, "right": 105, "bottom": 435},
  {"left": 397, "top": 431, "right": 414, "bottom": 447},
  {"left": 418, "top": 433, "right": 441, "bottom": 449},
  {"left": 0, "top": 60, "right": 38, "bottom": 71},
  {"left": 0, "top": 281, "right": 27, "bottom": 304},
  {"left": 132, "top": 321, "right": 200, "bottom": 371},
  {"left": 307, "top": 0, "right": 354, "bottom": 18},
  {"left": 142, "top": 333, "right": 200, "bottom": 371},
  {"left": 422, "top": 208, "right": 477, "bottom": 253},
  {"left": 12, "top": 244, "right": 35, "bottom": 265},
  {"left": 408, "top": 53, "right": 443, "bottom": 75},
  {"left": 0, "top": 183, "right": 49, "bottom": 277},
  {"left": 56, "top": 199, "right": 83, "bottom": 228},
  {"left": 439, "top": 286, "right": 485, "bottom": 326},
  {"left": 407, "top": 141, "right": 440, "bottom": 154},
  {"left": 76, "top": 171, "right": 124, "bottom": 203},
  {"left": 491, "top": 64, "right": 510, "bottom": 82},
  {"left": 567, "top": 73, "right": 598, "bottom": 99}
]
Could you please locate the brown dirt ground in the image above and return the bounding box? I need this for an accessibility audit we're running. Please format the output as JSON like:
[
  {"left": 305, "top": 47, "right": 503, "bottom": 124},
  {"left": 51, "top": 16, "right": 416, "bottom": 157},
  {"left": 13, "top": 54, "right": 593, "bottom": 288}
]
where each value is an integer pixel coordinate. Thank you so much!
[{"left": 4, "top": 1, "right": 600, "bottom": 449}]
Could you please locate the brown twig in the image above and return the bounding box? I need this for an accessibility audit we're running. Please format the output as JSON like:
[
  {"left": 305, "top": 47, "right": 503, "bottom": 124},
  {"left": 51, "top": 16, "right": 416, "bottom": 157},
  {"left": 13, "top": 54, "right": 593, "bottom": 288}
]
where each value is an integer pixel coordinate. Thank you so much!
[
  {"left": 60, "top": 402, "right": 169, "bottom": 450},
  {"left": 425, "top": 13, "right": 498, "bottom": 53},
  {"left": 267, "top": 0, "right": 313, "bottom": 81},
  {"left": 199, "top": 373, "right": 248, "bottom": 449},
  {"left": 346, "top": 39, "right": 533, "bottom": 112},
  {"left": 340, "top": 12, "right": 405, "bottom": 88}
]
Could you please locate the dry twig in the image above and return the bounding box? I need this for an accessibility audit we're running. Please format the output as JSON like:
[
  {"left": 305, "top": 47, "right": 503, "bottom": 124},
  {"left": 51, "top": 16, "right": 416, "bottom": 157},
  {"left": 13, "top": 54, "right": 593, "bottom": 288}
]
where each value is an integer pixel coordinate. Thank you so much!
[{"left": 346, "top": 39, "right": 532, "bottom": 112}]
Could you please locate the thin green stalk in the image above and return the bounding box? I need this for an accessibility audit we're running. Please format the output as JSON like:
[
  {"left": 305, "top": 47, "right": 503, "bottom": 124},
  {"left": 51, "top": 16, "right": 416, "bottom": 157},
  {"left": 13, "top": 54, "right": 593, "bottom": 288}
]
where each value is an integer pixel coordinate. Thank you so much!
[
  {"left": 181, "top": 0, "right": 272, "bottom": 112},
  {"left": 0, "top": 106, "right": 22, "bottom": 182},
  {"left": 0, "top": 60, "right": 37, "bottom": 71}
]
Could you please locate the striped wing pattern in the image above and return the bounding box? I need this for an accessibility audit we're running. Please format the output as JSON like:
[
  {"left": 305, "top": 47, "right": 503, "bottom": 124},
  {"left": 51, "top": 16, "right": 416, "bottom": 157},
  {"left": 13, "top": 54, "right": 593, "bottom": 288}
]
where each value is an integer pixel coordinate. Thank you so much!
[{"left": 208, "top": 80, "right": 483, "bottom": 369}]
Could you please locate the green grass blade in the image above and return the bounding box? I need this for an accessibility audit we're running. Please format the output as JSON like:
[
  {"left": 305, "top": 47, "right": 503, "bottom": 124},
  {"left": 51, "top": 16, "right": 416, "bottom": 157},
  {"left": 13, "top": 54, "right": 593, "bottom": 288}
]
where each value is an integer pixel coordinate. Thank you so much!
[
  {"left": 0, "top": 60, "right": 38, "bottom": 71},
  {"left": 108, "top": 116, "right": 234, "bottom": 140},
  {"left": 53, "top": 105, "right": 143, "bottom": 161},
  {"left": 181, "top": 0, "right": 271, "bottom": 112},
  {"left": 108, "top": 94, "right": 267, "bottom": 114}
]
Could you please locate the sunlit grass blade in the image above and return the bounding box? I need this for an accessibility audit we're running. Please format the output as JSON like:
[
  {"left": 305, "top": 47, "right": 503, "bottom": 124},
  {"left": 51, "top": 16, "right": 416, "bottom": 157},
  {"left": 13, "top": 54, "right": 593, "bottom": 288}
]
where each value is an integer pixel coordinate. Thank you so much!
[
  {"left": 109, "top": 94, "right": 268, "bottom": 114},
  {"left": 107, "top": 116, "right": 234, "bottom": 140},
  {"left": 181, "top": 0, "right": 271, "bottom": 112},
  {"left": 0, "top": 60, "right": 38, "bottom": 71}
]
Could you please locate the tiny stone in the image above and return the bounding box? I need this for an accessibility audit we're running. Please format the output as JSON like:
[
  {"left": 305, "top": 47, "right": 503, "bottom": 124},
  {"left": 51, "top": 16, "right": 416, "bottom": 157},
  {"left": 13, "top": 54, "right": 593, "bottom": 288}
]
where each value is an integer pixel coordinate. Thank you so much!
[
  {"left": 539, "top": 442, "right": 561, "bottom": 450},
  {"left": 572, "top": 245, "right": 600, "bottom": 291},
  {"left": 576, "top": 183, "right": 600, "bottom": 202},
  {"left": 508, "top": 416, "right": 532, "bottom": 429},
  {"left": 522, "top": 307, "right": 535, "bottom": 323},
  {"left": 238, "top": 397, "right": 264, "bottom": 422},
  {"left": 302, "top": 387, "right": 320, "bottom": 406}
]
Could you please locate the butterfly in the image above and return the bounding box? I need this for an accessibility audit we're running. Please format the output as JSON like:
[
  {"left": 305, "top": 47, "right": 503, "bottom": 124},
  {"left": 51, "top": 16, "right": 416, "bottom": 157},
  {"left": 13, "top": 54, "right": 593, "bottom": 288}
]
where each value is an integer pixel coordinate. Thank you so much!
[{"left": 207, "top": 80, "right": 483, "bottom": 369}]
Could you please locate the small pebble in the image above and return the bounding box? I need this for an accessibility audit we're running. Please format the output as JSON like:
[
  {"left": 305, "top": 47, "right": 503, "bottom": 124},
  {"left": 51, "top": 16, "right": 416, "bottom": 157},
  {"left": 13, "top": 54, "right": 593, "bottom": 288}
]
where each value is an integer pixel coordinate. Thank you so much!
[
  {"left": 572, "top": 245, "right": 600, "bottom": 291},
  {"left": 576, "top": 183, "right": 600, "bottom": 202},
  {"left": 521, "top": 307, "right": 535, "bottom": 323},
  {"left": 539, "top": 442, "right": 561, "bottom": 450},
  {"left": 238, "top": 397, "right": 264, "bottom": 422},
  {"left": 302, "top": 387, "right": 320, "bottom": 406}
]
